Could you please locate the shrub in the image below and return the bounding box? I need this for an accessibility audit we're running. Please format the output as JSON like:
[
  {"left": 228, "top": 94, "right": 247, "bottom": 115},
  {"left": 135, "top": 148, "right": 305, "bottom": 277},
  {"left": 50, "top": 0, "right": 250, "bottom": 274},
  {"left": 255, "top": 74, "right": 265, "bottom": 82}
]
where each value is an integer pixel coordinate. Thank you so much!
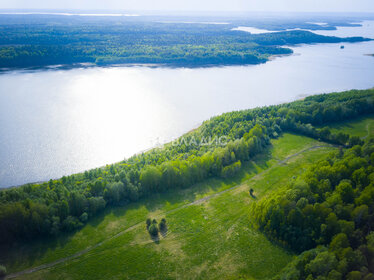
[
  {"left": 221, "top": 160, "right": 242, "bottom": 178},
  {"left": 62, "top": 216, "right": 83, "bottom": 232},
  {"left": 0, "top": 265, "right": 6, "bottom": 277},
  {"left": 346, "top": 271, "right": 362, "bottom": 280},
  {"left": 79, "top": 212, "right": 88, "bottom": 223},
  {"left": 146, "top": 218, "right": 151, "bottom": 229}
]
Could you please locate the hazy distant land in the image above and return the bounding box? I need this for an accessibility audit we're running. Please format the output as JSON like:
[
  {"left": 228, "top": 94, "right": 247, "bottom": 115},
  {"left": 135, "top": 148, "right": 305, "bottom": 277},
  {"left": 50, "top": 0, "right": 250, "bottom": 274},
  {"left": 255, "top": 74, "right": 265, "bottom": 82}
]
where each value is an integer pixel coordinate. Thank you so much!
[{"left": 0, "top": 14, "right": 371, "bottom": 69}]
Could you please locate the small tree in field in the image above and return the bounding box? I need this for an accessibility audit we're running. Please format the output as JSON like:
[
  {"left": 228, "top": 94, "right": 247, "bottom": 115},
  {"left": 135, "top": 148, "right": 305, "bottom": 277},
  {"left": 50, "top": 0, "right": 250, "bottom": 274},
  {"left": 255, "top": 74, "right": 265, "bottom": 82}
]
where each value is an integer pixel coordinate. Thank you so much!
[
  {"left": 146, "top": 218, "right": 151, "bottom": 229},
  {"left": 249, "top": 188, "right": 254, "bottom": 197},
  {"left": 148, "top": 223, "right": 159, "bottom": 237}
]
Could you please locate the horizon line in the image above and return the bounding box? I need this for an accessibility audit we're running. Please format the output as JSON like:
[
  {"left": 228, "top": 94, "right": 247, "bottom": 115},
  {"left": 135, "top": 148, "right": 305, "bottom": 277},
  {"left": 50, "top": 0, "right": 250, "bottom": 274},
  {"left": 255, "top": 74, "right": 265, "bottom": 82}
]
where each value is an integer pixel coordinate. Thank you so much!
[{"left": 0, "top": 9, "right": 374, "bottom": 15}]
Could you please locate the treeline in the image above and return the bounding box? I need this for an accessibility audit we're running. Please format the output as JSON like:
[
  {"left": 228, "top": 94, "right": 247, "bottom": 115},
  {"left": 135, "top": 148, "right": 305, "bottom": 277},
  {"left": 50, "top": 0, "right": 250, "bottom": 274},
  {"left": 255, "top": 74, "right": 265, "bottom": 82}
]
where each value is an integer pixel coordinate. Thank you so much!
[
  {"left": 0, "top": 44, "right": 289, "bottom": 68},
  {"left": 0, "top": 89, "right": 373, "bottom": 245},
  {"left": 251, "top": 138, "right": 374, "bottom": 279},
  {"left": 199, "top": 88, "right": 374, "bottom": 145},
  {"left": 247, "top": 30, "right": 369, "bottom": 46},
  {"left": 0, "top": 17, "right": 370, "bottom": 68},
  {"left": 0, "top": 125, "right": 269, "bottom": 243},
  {"left": 0, "top": 46, "right": 96, "bottom": 67}
]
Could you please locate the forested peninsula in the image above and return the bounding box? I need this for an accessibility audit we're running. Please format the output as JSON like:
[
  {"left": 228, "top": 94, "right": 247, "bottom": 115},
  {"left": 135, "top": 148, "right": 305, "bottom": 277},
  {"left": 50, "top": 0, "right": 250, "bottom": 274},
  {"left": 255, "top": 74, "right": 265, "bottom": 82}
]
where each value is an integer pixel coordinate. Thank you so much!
[{"left": 0, "top": 15, "right": 371, "bottom": 68}]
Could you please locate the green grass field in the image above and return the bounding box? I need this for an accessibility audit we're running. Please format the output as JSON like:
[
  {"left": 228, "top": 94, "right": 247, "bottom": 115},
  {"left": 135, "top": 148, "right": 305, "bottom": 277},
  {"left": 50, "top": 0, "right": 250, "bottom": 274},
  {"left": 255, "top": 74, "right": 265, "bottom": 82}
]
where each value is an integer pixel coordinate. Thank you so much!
[
  {"left": 325, "top": 114, "right": 374, "bottom": 138},
  {"left": 1, "top": 133, "right": 338, "bottom": 280}
]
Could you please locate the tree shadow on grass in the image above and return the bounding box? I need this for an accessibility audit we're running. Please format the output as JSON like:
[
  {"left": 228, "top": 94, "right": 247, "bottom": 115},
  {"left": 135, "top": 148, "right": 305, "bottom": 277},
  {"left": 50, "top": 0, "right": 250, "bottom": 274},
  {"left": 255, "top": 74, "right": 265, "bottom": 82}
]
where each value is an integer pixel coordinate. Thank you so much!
[
  {"left": 150, "top": 234, "right": 160, "bottom": 244},
  {"left": 160, "top": 226, "right": 168, "bottom": 238},
  {"left": 0, "top": 228, "right": 76, "bottom": 273}
]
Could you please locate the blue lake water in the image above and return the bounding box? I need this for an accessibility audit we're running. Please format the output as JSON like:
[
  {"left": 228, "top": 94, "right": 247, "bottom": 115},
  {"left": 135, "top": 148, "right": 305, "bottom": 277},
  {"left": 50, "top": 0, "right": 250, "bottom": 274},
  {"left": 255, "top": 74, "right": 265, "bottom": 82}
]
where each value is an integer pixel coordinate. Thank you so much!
[{"left": 1, "top": 21, "right": 374, "bottom": 187}]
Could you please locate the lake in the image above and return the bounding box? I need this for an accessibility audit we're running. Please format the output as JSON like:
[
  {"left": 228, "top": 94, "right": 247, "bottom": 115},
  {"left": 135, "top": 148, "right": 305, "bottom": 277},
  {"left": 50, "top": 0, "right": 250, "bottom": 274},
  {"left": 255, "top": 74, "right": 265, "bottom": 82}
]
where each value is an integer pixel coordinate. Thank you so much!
[{"left": 1, "top": 21, "right": 374, "bottom": 187}]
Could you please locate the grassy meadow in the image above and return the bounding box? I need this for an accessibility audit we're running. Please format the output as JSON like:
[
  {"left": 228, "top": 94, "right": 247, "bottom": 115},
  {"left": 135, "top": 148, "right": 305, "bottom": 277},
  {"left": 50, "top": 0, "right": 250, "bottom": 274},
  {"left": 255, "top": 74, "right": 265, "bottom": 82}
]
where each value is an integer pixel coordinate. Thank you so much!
[
  {"left": 1, "top": 132, "right": 339, "bottom": 280},
  {"left": 325, "top": 114, "right": 374, "bottom": 138}
]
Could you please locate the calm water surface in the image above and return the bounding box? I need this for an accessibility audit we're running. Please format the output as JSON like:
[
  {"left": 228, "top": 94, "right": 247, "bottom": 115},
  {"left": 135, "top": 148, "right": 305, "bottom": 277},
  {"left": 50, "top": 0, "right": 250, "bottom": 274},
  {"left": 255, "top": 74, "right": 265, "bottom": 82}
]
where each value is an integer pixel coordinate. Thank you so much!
[{"left": 1, "top": 21, "right": 374, "bottom": 187}]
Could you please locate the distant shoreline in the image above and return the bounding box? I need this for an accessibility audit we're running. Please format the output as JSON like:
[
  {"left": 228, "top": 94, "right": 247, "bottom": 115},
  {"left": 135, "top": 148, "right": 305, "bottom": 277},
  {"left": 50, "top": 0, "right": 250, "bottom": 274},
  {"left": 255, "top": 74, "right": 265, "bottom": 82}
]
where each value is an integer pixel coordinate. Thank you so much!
[
  {"left": 0, "top": 57, "right": 278, "bottom": 73},
  {"left": 268, "top": 53, "right": 294, "bottom": 61},
  {"left": 1, "top": 38, "right": 372, "bottom": 74}
]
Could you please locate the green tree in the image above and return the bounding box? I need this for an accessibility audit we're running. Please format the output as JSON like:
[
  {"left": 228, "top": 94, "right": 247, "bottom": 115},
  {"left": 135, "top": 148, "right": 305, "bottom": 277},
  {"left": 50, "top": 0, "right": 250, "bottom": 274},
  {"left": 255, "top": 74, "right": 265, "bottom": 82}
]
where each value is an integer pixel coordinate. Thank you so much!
[
  {"left": 90, "top": 179, "right": 105, "bottom": 196},
  {"left": 249, "top": 188, "right": 254, "bottom": 197},
  {"left": 336, "top": 180, "right": 355, "bottom": 204},
  {"left": 88, "top": 197, "right": 106, "bottom": 215},
  {"left": 330, "top": 233, "right": 350, "bottom": 256},
  {"left": 305, "top": 251, "right": 338, "bottom": 277},
  {"left": 0, "top": 265, "right": 6, "bottom": 277},
  {"left": 348, "top": 136, "right": 363, "bottom": 147},
  {"left": 328, "top": 270, "right": 342, "bottom": 280},
  {"left": 140, "top": 166, "right": 162, "bottom": 193},
  {"left": 148, "top": 224, "right": 159, "bottom": 237},
  {"left": 146, "top": 218, "right": 151, "bottom": 229},
  {"left": 79, "top": 212, "right": 88, "bottom": 223},
  {"left": 346, "top": 271, "right": 362, "bottom": 280}
]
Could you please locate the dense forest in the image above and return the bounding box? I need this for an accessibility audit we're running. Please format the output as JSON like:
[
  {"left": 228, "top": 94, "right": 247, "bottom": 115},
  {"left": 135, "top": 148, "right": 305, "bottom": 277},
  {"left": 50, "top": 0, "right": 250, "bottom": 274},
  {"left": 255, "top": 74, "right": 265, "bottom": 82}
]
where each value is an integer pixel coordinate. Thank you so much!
[
  {"left": 251, "top": 138, "right": 374, "bottom": 279},
  {"left": 0, "top": 88, "right": 373, "bottom": 247},
  {"left": 0, "top": 15, "right": 370, "bottom": 68}
]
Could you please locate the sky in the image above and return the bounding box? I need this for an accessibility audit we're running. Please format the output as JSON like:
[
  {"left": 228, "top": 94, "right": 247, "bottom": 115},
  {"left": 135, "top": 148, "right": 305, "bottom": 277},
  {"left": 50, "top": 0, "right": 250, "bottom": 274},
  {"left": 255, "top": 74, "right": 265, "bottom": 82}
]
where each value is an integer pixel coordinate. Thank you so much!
[{"left": 0, "top": 0, "right": 374, "bottom": 13}]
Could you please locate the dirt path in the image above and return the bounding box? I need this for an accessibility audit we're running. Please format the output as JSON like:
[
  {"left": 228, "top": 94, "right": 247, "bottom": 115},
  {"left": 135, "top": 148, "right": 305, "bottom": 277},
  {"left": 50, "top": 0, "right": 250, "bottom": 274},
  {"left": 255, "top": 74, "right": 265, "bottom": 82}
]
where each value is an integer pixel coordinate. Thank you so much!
[
  {"left": 363, "top": 122, "right": 372, "bottom": 139},
  {"left": 278, "top": 145, "right": 333, "bottom": 164},
  {"left": 5, "top": 144, "right": 333, "bottom": 279}
]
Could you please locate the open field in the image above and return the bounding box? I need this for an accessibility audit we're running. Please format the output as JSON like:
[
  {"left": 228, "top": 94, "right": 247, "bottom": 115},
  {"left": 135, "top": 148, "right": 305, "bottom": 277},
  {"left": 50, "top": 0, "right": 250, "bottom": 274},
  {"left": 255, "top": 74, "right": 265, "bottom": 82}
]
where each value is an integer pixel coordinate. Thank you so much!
[
  {"left": 0, "top": 10, "right": 372, "bottom": 279},
  {"left": 1, "top": 133, "right": 337, "bottom": 279},
  {"left": 326, "top": 114, "right": 374, "bottom": 138}
]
